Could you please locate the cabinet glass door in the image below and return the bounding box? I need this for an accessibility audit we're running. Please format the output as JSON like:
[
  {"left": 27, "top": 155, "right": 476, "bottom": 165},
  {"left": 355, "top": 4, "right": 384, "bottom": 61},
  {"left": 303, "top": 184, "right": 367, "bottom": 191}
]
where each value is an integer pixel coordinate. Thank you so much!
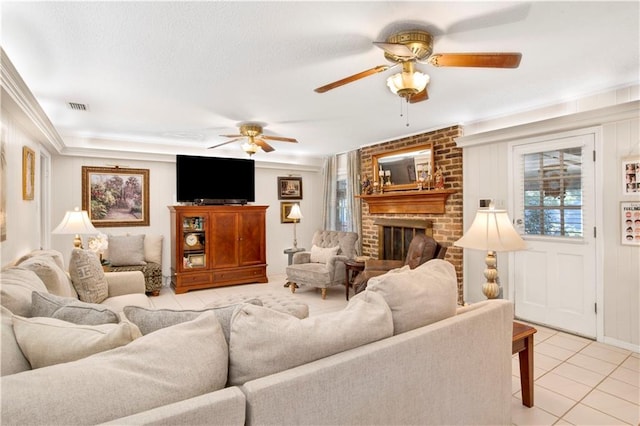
[{"left": 182, "top": 215, "right": 206, "bottom": 269}]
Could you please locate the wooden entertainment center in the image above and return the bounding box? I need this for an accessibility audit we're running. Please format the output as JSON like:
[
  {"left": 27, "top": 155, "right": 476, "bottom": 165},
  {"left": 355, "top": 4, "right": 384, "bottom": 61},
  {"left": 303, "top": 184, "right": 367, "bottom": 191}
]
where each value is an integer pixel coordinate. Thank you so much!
[{"left": 168, "top": 205, "right": 268, "bottom": 294}]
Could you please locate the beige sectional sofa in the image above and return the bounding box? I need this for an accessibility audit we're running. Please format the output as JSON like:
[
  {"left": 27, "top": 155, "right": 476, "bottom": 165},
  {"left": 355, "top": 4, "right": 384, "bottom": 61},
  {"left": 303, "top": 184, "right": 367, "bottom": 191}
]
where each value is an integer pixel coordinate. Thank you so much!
[{"left": 1, "top": 252, "right": 514, "bottom": 425}]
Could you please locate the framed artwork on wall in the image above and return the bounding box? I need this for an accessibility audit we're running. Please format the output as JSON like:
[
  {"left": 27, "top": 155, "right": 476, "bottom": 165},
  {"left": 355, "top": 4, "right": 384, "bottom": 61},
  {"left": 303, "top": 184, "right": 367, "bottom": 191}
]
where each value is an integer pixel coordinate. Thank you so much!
[
  {"left": 82, "top": 166, "right": 150, "bottom": 227},
  {"left": 621, "top": 201, "right": 640, "bottom": 246},
  {"left": 280, "top": 202, "right": 297, "bottom": 223},
  {"left": 22, "top": 146, "right": 35, "bottom": 201},
  {"left": 278, "top": 176, "right": 302, "bottom": 200},
  {"left": 622, "top": 156, "right": 639, "bottom": 195}
]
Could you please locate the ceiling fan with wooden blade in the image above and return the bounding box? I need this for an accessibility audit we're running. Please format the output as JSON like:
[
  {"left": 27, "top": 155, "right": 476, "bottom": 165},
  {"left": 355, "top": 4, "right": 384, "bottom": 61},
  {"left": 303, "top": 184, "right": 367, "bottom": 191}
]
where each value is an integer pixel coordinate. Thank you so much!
[
  {"left": 208, "top": 122, "right": 298, "bottom": 155},
  {"left": 314, "top": 29, "right": 521, "bottom": 103}
]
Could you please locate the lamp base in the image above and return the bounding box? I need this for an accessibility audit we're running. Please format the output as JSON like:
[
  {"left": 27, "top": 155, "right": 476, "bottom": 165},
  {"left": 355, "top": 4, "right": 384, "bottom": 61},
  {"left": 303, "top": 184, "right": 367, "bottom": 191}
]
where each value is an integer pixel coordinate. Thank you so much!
[
  {"left": 73, "top": 234, "right": 83, "bottom": 249},
  {"left": 482, "top": 250, "right": 500, "bottom": 299}
]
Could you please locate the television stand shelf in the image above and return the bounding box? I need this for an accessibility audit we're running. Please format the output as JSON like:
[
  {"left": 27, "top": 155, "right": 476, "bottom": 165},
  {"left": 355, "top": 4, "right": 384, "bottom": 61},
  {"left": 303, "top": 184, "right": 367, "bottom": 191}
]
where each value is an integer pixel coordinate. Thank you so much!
[{"left": 168, "top": 205, "right": 268, "bottom": 293}]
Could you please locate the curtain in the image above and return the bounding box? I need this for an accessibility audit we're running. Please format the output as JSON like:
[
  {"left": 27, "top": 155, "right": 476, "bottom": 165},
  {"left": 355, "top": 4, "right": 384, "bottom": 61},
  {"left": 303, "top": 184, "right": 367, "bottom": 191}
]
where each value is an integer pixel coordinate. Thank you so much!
[
  {"left": 346, "top": 150, "right": 362, "bottom": 254},
  {"left": 321, "top": 150, "right": 362, "bottom": 255},
  {"left": 321, "top": 155, "right": 337, "bottom": 230}
]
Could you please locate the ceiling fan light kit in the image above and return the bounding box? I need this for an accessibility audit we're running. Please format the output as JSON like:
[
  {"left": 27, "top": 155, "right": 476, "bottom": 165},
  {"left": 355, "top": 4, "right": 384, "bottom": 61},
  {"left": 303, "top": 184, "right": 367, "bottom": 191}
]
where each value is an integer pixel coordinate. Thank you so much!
[
  {"left": 209, "top": 122, "right": 298, "bottom": 156},
  {"left": 386, "top": 61, "right": 430, "bottom": 99}
]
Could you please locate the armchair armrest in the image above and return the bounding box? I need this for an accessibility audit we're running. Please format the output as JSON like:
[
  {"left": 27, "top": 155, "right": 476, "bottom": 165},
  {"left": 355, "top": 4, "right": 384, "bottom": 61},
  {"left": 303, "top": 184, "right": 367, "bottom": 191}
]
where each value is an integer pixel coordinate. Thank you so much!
[
  {"left": 105, "top": 271, "right": 146, "bottom": 297},
  {"left": 292, "top": 252, "right": 311, "bottom": 264}
]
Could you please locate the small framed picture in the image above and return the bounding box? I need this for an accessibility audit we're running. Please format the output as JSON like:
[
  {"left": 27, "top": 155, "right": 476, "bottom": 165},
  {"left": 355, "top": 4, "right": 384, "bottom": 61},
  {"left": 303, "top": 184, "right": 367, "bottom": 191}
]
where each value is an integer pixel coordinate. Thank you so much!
[
  {"left": 187, "top": 254, "right": 205, "bottom": 267},
  {"left": 280, "top": 202, "right": 296, "bottom": 223},
  {"left": 22, "top": 146, "right": 35, "bottom": 200},
  {"left": 622, "top": 156, "right": 639, "bottom": 195},
  {"left": 621, "top": 201, "right": 640, "bottom": 246},
  {"left": 278, "top": 176, "right": 302, "bottom": 200}
]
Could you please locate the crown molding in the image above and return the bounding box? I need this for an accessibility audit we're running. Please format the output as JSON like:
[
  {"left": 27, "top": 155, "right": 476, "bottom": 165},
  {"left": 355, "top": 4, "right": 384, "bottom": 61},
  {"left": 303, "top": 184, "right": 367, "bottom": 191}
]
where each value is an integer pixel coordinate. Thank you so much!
[
  {"left": 1, "top": 48, "right": 65, "bottom": 153},
  {"left": 456, "top": 100, "right": 640, "bottom": 148}
]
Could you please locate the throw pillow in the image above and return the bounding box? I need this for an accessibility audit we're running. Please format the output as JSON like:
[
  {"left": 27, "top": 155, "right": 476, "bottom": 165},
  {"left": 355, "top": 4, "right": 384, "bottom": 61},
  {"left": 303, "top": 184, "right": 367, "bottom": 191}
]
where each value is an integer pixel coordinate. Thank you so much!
[
  {"left": 366, "top": 259, "right": 458, "bottom": 335},
  {"left": 1, "top": 307, "right": 30, "bottom": 376},
  {"left": 31, "top": 291, "right": 119, "bottom": 325},
  {"left": 0, "top": 268, "right": 48, "bottom": 317},
  {"left": 108, "top": 234, "right": 146, "bottom": 266},
  {"left": 228, "top": 290, "right": 393, "bottom": 385},
  {"left": 13, "top": 315, "right": 142, "bottom": 369},
  {"left": 309, "top": 244, "right": 340, "bottom": 263},
  {"left": 68, "top": 249, "right": 109, "bottom": 304},
  {"left": 143, "top": 234, "right": 164, "bottom": 264},
  {"left": 123, "top": 299, "right": 262, "bottom": 344},
  {"left": 1, "top": 312, "right": 228, "bottom": 425},
  {"left": 15, "top": 249, "right": 65, "bottom": 270},
  {"left": 16, "top": 256, "right": 75, "bottom": 298}
]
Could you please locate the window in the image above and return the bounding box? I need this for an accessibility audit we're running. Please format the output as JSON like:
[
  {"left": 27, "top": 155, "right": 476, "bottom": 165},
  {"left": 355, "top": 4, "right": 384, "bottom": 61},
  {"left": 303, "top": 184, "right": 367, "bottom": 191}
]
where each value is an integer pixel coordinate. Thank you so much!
[
  {"left": 522, "top": 147, "right": 583, "bottom": 237},
  {"left": 335, "top": 154, "right": 350, "bottom": 232}
]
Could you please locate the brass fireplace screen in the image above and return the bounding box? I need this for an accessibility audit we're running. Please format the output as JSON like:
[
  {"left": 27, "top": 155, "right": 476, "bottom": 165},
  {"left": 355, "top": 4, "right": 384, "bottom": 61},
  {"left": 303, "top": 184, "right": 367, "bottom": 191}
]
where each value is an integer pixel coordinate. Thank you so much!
[{"left": 374, "top": 218, "right": 434, "bottom": 260}]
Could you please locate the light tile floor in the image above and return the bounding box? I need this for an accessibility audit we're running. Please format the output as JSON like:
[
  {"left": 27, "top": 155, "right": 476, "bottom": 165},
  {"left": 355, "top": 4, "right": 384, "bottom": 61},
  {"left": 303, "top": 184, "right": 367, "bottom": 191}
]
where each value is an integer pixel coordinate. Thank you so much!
[
  {"left": 511, "top": 323, "right": 640, "bottom": 425},
  {"left": 151, "top": 274, "right": 639, "bottom": 425}
]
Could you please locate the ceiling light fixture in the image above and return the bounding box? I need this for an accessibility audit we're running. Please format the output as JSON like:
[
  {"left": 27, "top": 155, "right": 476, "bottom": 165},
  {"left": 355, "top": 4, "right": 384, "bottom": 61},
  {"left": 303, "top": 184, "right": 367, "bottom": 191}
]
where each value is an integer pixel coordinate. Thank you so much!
[
  {"left": 242, "top": 138, "right": 260, "bottom": 156},
  {"left": 386, "top": 62, "right": 429, "bottom": 100},
  {"left": 386, "top": 62, "right": 429, "bottom": 127}
]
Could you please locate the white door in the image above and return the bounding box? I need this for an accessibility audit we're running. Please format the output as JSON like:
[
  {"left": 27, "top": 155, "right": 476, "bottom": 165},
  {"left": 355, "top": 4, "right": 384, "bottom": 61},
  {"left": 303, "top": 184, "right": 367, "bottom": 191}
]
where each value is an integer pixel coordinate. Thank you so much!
[{"left": 512, "top": 133, "right": 597, "bottom": 338}]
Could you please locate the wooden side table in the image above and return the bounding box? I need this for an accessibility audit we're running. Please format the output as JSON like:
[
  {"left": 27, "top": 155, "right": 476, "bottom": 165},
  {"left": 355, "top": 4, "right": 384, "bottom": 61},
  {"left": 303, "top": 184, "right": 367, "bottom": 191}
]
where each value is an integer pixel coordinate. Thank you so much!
[
  {"left": 343, "top": 259, "right": 365, "bottom": 300},
  {"left": 512, "top": 321, "right": 537, "bottom": 407}
]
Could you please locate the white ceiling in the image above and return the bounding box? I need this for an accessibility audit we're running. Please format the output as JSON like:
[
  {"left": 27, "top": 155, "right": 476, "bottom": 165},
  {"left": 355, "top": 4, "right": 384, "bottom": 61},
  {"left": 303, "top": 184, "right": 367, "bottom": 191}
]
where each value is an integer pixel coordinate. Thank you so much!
[{"left": 2, "top": 1, "right": 639, "bottom": 163}]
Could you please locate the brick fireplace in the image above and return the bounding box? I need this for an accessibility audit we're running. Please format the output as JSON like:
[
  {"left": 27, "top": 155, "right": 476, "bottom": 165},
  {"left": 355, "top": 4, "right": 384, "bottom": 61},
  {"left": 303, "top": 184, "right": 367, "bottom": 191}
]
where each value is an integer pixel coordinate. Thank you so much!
[{"left": 360, "top": 125, "right": 464, "bottom": 303}]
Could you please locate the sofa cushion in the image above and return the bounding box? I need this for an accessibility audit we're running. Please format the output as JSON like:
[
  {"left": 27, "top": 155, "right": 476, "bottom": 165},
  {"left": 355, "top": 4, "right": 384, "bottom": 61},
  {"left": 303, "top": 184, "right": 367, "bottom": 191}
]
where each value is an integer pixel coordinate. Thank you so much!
[
  {"left": 109, "top": 234, "right": 146, "bottom": 266},
  {"left": 0, "top": 268, "right": 47, "bottom": 317},
  {"left": 228, "top": 290, "right": 393, "bottom": 385},
  {"left": 123, "top": 299, "right": 262, "bottom": 344},
  {"left": 13, "top": 315, "right": 142, "bottom": 369},
  {"left": 68, "top": 249, "right": 109, "bottom": 303},
  {"left": 144, "top": 234, "right": 163, "bottom": 264},
  {"left": 16, "top": 256, "right": 75, "bottom": 298},
  {"left": 31, "top": 291, "right": 120, "bottom": 325},
  {"left": 15, "top": 249, "right": 65, "bottom": 270},
  {"left": 1, "top": 307, "right": 30, "bottom": 376},
  {"left": 366, "top": 259, "right": 458, "bottom": 335},
  {"left": 1, "top": 312, "right": 228, "bottom": 425},
  {"left": 309, "top": 244, "right": 340, "bottom": 263}
]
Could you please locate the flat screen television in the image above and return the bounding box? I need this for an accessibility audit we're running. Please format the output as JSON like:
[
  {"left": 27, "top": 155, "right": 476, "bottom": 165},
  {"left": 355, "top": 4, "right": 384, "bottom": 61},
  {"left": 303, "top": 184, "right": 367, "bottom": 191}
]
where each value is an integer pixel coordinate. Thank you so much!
[{"left": 176, "top": 155, "right": 255, "bottom": 203}]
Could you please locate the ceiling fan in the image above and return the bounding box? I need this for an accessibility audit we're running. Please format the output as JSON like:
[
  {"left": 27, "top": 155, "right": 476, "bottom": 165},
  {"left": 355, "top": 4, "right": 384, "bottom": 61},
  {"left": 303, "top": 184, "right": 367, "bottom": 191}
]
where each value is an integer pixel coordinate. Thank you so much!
[
  {"left": 208, "top": 122, "right": 298, "bottom": 156},
  {"left": 314, "top": 29, "right": 522, "bottom": 104}
]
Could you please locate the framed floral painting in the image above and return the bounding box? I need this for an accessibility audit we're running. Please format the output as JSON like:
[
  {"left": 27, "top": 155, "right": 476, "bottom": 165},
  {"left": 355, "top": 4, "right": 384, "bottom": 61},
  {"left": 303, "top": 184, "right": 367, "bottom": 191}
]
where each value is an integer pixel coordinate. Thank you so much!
[{"left": 82, "top": 166, "right": 150, "bottom": 227}]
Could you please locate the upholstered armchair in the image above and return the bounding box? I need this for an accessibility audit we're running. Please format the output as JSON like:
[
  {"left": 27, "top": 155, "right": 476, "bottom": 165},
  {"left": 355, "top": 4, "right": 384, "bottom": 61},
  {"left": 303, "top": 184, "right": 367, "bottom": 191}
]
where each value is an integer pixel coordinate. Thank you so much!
[
  {"left": 286, "top": 230, "right": 359, "bottom": 299},
  {"left": 353, "top": 233, "right": 447, "bottom": 294}
]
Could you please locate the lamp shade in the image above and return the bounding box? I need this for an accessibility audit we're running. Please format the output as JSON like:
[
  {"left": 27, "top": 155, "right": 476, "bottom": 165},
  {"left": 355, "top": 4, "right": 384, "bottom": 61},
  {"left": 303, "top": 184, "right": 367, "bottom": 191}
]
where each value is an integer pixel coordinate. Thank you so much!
[
  {"left": 52, "top": 207, "right": 99, "bottom": 236},
  {"left": 454, "top": 208, "right": 526, "bottom": 252},
  {"left": 386, "top": 71, "right": 429, "bottom": 96},
  {"left": 287, "top": 204, "right": 303, "bottom": 220}
]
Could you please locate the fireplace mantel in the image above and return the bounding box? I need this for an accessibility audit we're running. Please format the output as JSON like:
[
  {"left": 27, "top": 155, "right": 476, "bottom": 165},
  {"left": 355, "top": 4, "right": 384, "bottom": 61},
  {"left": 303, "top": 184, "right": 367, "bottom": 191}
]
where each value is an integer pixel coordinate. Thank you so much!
[{"left": 358, "top": 189, "right": 456, "bottom": 214}]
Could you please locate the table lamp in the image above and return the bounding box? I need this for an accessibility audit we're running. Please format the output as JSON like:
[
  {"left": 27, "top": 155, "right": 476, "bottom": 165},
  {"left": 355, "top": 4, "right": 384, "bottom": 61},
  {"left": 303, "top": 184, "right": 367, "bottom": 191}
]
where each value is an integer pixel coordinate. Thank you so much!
[
  {"left": 287, "top": 203, "right": 303, "bottom": 249},
  {"left": 454, "top": 203, "right": 526, "bottom": 299},
  {"left": 52, "top": 207, "right": 99, "bottom": 248}
]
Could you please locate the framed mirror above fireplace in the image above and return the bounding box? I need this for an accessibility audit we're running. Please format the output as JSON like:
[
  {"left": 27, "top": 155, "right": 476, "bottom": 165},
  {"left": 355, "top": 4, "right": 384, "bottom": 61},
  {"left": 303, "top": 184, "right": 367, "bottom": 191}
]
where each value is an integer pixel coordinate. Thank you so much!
[{"left": 372, "top": 142, "right": 434, "bottom": 192}]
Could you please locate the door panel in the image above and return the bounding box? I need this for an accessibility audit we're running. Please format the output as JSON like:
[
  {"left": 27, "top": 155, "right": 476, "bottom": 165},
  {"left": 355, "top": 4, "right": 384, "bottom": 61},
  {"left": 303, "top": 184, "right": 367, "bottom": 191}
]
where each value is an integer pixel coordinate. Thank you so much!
[{"left": 512, "top": 133, "right": 597, "bottom": 338}]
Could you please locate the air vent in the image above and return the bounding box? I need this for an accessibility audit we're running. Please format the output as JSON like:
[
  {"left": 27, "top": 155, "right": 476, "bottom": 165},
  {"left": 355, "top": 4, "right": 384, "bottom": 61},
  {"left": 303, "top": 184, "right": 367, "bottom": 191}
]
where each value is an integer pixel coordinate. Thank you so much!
[{"left": 67, "top": 102, "right": 89, "bottom": 111}]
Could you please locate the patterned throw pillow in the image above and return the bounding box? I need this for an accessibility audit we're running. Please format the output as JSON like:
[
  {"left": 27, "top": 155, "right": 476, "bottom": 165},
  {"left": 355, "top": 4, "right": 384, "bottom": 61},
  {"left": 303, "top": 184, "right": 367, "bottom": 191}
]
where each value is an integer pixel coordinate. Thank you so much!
[
  {"left": 108, "top": 235, "right": 146, "bottom": 266},
  {"left": 68, "top": 249, "right": 109, "bottom": 304}
]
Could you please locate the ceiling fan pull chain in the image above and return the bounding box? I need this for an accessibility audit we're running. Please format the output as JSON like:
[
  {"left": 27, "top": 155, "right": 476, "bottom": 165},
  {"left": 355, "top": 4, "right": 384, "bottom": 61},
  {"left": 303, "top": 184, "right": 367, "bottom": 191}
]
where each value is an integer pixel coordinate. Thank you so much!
[
  {"left": 405, "top": 98, "right": 410, "bottom": 127},
  {"left": 399, "top": 97, "right": 404, "bottom": 118}
]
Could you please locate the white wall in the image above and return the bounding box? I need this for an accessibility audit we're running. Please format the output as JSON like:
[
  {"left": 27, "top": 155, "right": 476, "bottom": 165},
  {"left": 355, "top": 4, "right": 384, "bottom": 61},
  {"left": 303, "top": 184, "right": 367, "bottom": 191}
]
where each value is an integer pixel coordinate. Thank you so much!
[
  {"left": 0, "top": 105, "right": 43, "bottom": 265},
  {"left": 49, "top": 155, "right": 323, "bottom": 282}
]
